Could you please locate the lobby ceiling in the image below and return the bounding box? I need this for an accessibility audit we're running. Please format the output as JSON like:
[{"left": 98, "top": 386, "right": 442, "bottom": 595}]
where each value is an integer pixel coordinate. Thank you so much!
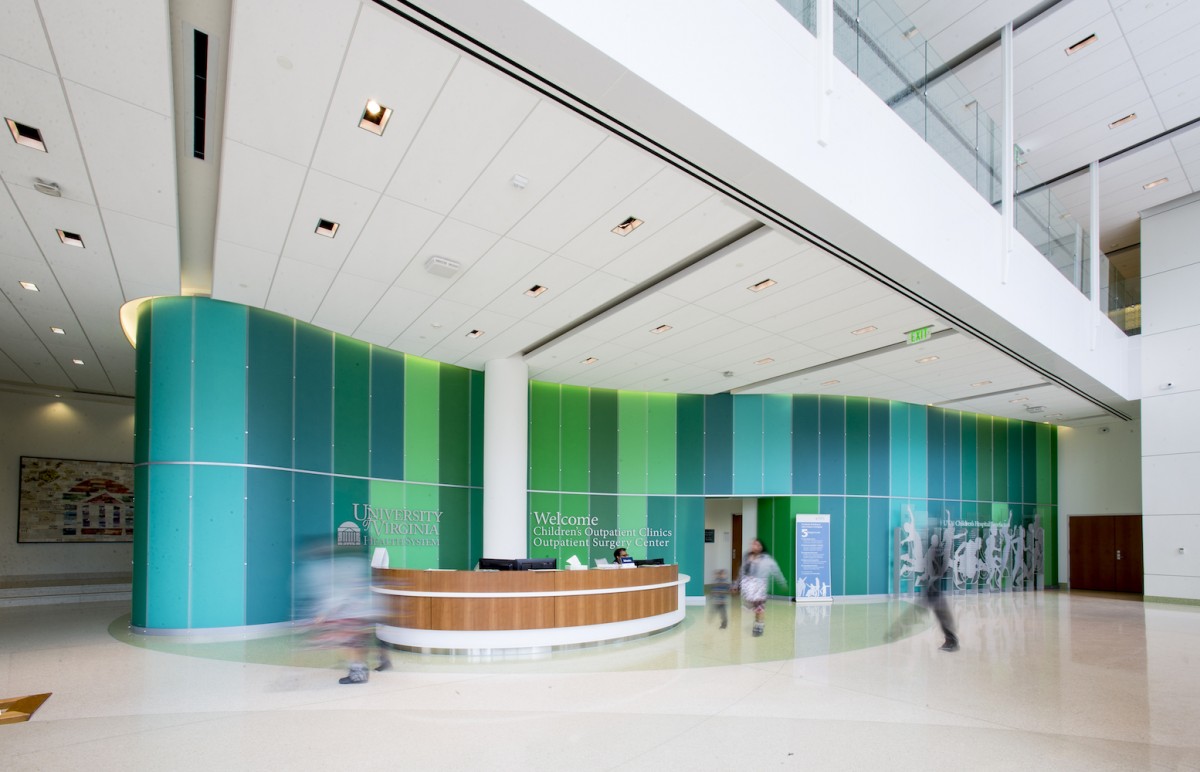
[{"left": 3, "top": 0, "right": 1186, "bottom": 424}]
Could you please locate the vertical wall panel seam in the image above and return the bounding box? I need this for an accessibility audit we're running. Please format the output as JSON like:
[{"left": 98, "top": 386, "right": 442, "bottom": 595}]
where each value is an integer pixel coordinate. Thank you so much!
[
  {"left": 187, "top": 298, "right": 196, "bottom": 629},
  {"left": 242, "top": 308, "right": 249, "bottom": 625}
]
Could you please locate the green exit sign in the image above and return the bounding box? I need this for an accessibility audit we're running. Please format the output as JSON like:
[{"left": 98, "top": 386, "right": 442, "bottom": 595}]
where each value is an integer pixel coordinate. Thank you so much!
[{"left": 907, "top": 326, "right": 932, "bottom": 344}]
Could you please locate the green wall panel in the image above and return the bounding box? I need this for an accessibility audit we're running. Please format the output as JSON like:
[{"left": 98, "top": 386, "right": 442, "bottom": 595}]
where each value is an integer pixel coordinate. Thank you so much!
[
  {"left": 646, "top": 496, "right": 675, "bottom": 563},
  {"left": 403, "top": 357, "right": 440, "bottom": 483},
  {"left": 845, "top": 397, "right": 869, "bottom": 496},
  {"left": 561, "top": 385, "right": 590, "bottom": 492},
  {"left": 618, "top": 496, "right": 646, "bottom": 554},
  {"left": 437, "top": 485, "right": 469, "bottom": 568},
  {"left": 470, "top": 370, "right": 485, "bottom": 489},
  {"left": 961, "top": 414, "right": 978, "bottom": 502},
  {"left": 618, "top": 391, "right": 648, "bottom": 494},
  {"left": 294, "top": 325, "right": 332, "bottom": 473},
  {"left": 590, "top": 390, "right": 618, "bottom": 493},
  {"left": 976, "top": 415, "right": 993, "bottom": 503},
  {"left": 675, "top": 394, "right": 704, "bottom": 494},
  {"left": 529, "top": 381, "right": 560, "bottom": 491},
  {"left": 647, "top": 393, "right": 677, "bottom": 494},
  {"left": 439, "top": 365, "right": 471, "bottom": 487},
  {"left": 993, "top": 417, "right": 1008, "bottom": 505}
]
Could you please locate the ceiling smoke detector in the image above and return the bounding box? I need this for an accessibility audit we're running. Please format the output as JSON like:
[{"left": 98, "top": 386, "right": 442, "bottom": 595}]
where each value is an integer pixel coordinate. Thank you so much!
[
  {"left": 1025, "top": 405, "right": 1045, "bottom": 414},
  {"left": 424, "top": 256, "right": 461, "bottom": 278},
  {"left": 34, "top": 178, "right": 61, "bottom": 197}
]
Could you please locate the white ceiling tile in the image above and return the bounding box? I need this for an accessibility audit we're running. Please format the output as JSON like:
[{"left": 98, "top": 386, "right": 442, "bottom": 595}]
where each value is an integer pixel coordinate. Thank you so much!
[
  {"left": 310, "top": 5, "right": 460, "bottom": 193},
  {"left": 352, "top": 285, "right": 438, "bottom": 344},
  {"left": 604, "top": 197, "right": 756, "bottom": 283},
  {"left": 265, "top": 257, "right": 336, "bottom": 323},
  {"left": 341, "top": 196, "right": 445, "bottom": 284},
  {"left": 40, "top": 0, "right": 172, "bottom": 115},
  {"left": 388, "top": 217, "right": 501, "bottom": 298},
  {"left": 223, "top": 0, "right": 359, "bottom": 163},
  {"left": 524, "top": 268, "right": 635, "bottom": 331},
  {"left": 0, "top": 0, "right": 56, "bottom": 72},
  {"left": 445, "top": 238, "right": 551, "bottom": 310},
  {"left": 310, "top": 272, "right": 390, "bottom": 334},
  {"left": 102, "top": 209, "right": 180, "bottom": 298},
  {"left": 386, "top": 59, "right": 538, "bottom": 213},
  {"left": 450, "top": 101, "right": 607, "bottom": 234},
  {"left": 8, "top": 184, "right": 113, "bottom": 264},
  {"left": 506, "top": 136, "right": 664, "bottom": 252},
  {"left": 214, "top": 140, "right": 306, "bottom": 254},
  {"left": 212, "top": 240, "right": 279, "bottom": 307}
]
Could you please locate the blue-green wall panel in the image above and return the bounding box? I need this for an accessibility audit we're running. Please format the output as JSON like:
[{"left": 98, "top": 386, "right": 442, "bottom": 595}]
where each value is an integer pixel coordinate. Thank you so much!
[
  {"left": 1008, "top": 421, "right": 1023, "bottom": 503},
  {"left": 818, "top": 397, "right": 845, "bottom": 495},
  {"left": 845, "top": 397, "right": 869, "bottom": 496},
  {"left": 646, "top": 496, "right": 676, "bottom": 563},
  {"left": 142, "top": 463, "right": 191, "bottom": 628},
  {"left": 294, "top": 473, "right": 332, "bottom": 542},
  {"left": 147, "top": 299, "right": 193, "bottom": 462},
  {"left": 944, "top": 411, "right": 962, "bottom": 501},
  {"left": 294, "top": 325, "right": 333, "bottom": 473},
  {"left": 675, "top": 496, "right": 705, "bottom": 597},
  {"left": 792, "top": 396, "right": 819, "bottom": 494},
  {"left": 908, "top": 405, "right": 928, "bottom": 500},
  {"left": 369, "top": 347, "right": 405, "bottom": 481},
  {"left": 926, "top": 408, "right": 945, "bottom": 501},
  {"left": 844, "top": 497, "right": 869, "bottom": 595},
  {"left": 247, "top": 310, "right": 294, "bottom": 469},
  {"left": 763, "top": 394, "right": 792, "bottom": 494},
  {"left": 733, "top": 395, "right": 763, "bottom": 495},
  {"left": 193, "top": 301, "right": 247, "bottom": 463},
  {"left": 190, "top": 465, "right": 247, "bottom": 627},
  {"left": 245, "top": 467, "right": 292, "bottom": 625},
  {"left": 333, "top": 336, "right": 370, "bottom": 476},
  {"left": 590, "top": 390, "right": 618, "bottom": 493},
  {"left": 675, "top": 395, "right": 705, "bottom": 494},
  {"left": 704, "top": 393, "right": 733, "bottom": 495},
  {"left": 889, "top": 402, "right": 910, "bottom": 498},
  {"left": 868, "top": 497, "right": 889, "bottom": 595},
  {"left": 821, "top": 496, "right": 847, "bottom": 596},
  {"left": 868, "top": 399, "right": 890, "bottom": 497}
]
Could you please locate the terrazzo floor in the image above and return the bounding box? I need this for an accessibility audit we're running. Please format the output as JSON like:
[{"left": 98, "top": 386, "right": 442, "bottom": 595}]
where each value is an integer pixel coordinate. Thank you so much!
[{"left": 2, "top": 591, "right": 1197, "bottom": 770}]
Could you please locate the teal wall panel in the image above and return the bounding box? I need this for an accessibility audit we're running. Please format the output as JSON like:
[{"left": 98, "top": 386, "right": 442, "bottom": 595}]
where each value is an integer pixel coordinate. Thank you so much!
[
  {"left": 926, "top": 408, "right": 945, "bottom": 501},
  {"left": 590, "top": 390, "right": 618, "bottom": 493},
  {"left": 762, "top": 394, "right": 792, "bottom": 493},
  {"left": 944, "top": 411, "right": 961, "bottom": 501},
  {"left": 704, "top": 393, "right": 733, "bottom": 494},
  {"left": 733, "top": 395, "right": 763, "bottom": 495},
  {"left": 245, "top": 467, "right": 292, "bottom": 625},
  {"left": 844, "top": 497, "right": 869, "bottom": 595},
  {"left": 868, "top": 399, "right": 890, "bottom": 496},
  {"left": 141, "top": 463, "right": 191, "bottom": 629},
  {"left": 845, "top": 397, "right": 869, "bottom": 496},
  {"left": 190, "top": 465, "right": 247, "bottom": 627},
  {"left": 819, "top": 397, "right": 845, "bottom": 495},
  {"left": 675, "top": 394, "right": 704, "bottom": 494},
  {"left": 294, "top": 325, "right": 332, "bottom": 473},
  {"left": 333, "top": 336, "right": 370, "bottom": 476},
  {"left": 147, "top": 298, "right": 192, "bottom": 462},
  {"left": 369, "top": 347, "right": 405, "bottom": 481},
  {"left": 193, "top": 301, "right": 247, "bottom": 463},
  {"left": 889, "top": 402, "right": 910, "bottom": 498},
  {"left": 674, "top": 496, "right": 705, "bottom": 597},
  {"left": 792, "top": 396, "right": 819, "bottom": 493},
  {"left": 247, "top": 310, "right": 294, "bottom": 468}
]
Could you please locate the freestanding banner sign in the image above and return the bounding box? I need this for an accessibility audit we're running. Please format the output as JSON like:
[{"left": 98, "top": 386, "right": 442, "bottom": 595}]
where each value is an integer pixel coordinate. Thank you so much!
[{"left": 795, "top": 514, "right": 833, "bottom": 603}]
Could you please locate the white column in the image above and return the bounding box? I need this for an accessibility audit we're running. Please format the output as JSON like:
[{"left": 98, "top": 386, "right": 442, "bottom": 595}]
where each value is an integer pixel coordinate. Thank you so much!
[
  {"left": 1140, "top": 192, "right": 1200, "bottom": 601},
  {"left": 483, "top": 356, "right": 529, "bottom": 558},
  {"left": 1089, "top": 160, "right": 1101, "bottom": 349},
  {"left": 817, "top": 0, "right": 833, "bottom": 147},
  {"left": 1000, "top": 21, "right": 1014, "bottom": 284}
]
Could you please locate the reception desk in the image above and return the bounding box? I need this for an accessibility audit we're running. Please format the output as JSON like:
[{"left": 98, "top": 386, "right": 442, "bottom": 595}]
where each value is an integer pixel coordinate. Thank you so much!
[{"left": 372, "top": 565, "right": 688, "bottom": 653}]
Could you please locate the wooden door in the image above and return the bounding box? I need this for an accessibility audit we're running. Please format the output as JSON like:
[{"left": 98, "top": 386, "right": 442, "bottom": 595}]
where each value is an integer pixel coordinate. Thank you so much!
[
  {"left": 1069, "top": 515, "right": 1143, "bottom": 593},
  {"left": 731, "top": 514, "right": 743, "bottom": 581},
  {"left": 1113, "top": 515, "right": 1144, "bottom": 593}
]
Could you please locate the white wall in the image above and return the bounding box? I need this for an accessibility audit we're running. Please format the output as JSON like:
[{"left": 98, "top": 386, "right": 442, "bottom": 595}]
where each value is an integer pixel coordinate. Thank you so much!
[
  {"left": 1056, "top": 420, "right": 1142, "bottom": 585},
  {"left": 1140, "top": 193, "right": 1200, "bottom": 601},
  {"left": 0, "top": 389, "right": 135, "bottom": 578},
  {"left": 702, "top": 497, "right": 759, "bottom": 585}
]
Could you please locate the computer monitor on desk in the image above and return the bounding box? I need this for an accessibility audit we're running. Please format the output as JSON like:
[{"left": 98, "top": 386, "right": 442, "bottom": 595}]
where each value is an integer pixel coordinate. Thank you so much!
[
  {"left": 515, "top": 557, "right": 557, "bottom": 571},
  {"left": 633, "top": 558, "right": 665, "bottom": 566},
  {"left": 477, "top": 557, "right": 517, "bottom": 571}
]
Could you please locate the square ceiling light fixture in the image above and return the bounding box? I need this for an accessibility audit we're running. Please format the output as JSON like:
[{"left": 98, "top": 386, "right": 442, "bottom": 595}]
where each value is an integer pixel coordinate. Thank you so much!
[
  {"left": 581, "top": 356, "right": 598, "bottom": 365},
  {"left": 1143, "top": 177, "right": 1169, "bottom": 190},
  {"left": 50, "top": 326, "right": 65, "bottom": 335},
  {"left": 1065, "top": 33, "right": 1097, "bottom": 55},
  {"left": 747, "top": 278, "right": 776, "bottom": 292},
  {"left": 611, "top": 216, "right": 643, "bottom": 236},
  {"left": 71, "top": 358, "right": 84, "bottom": 365},
  {"left": 851, "top": 325, "right": 877, "bottom": 335},
  {"left": 6, "top": 118, "right": 47, "bottom": 151},
  {"left": 315, "top": 218, "right": 339, "bottom": 238},
  {"left": 915, "top": 355, "right": 939, "bottom": 364},
  {"left": 358, "top": 99, "right": 392, "bottom": 135},
  {"left": 650, "top": 324, "right": 672, "bottom": 334},
  {"left": 1109, "top": 113, "right": 1136, "bottom": 129},
  {"left": 754, "top": 357, "right": 774, "bottom": 365},
  {"left": 19, "top": 281, "right": 39, "bottom": 291},
  {"left": 524, "top": 284, "right": 548, "bottom": 297},
  {"left": 465, "top": 329, "right": 485, "bottom": 339},
  {"left": 56, "top": 229, "right": 84, "bottom": 248}
]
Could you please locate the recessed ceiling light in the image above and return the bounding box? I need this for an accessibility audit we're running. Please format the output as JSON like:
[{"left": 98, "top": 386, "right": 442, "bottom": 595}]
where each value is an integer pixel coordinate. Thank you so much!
[
  {"left": 821, "top": 379, "right": 840, "bottom": 386},
  {"left": 315, "top": 218, "right": 339, "bottom": 238},
  {"left": 19, "top": 281, "right": 39, "bottom": 291},
  {"left": 510, "top": 174, "right": 528, "bottom": 189},
  {"left": 34, "top": 178, "right": 61, "bottom": 197},
  {"left": 650, "top": 324, "right": 672, "bottom": 334},
  {"left": 902, "top": 26, "right": 918, "bottom": 40},
  {"left": 465, "top": 329, "right": 484, "bottom": 339},
  {"left": 581, "top": 356, "right": 598, "bottom": 365},
  {"left": 6, "top": 118, "right": 47, "bottom": 152},
  {"left": 1065, "top": 33, "right": 1097, "bottom": 55},
  {"left": 970, "top": 380, "right": 991, "bottom": 387},
  {"left": 1108, "top": 113, "right": 1136, "bottom": 129},
  {"left": 1143, "top": 177, "right": 1168, "bottom": 190},
  {"left": 916, "top": 355, "right": 939, "bottom": 364},
  {"left": 851, "top": 325, "right": 877, "bottom": 335},
  {"left": 611, "top": 216, "right": 643, "bottom": 236},
  {"left": 748, "top": 278, "right": 777, "bottom": 292},
  {"left": 1009, "top": 397, "right": 1029, "bottom": 403},
  {"left": 358, "top": 99, "right": 392, "bottom": 135},
  {"left": 50, "top": 327, "right": 65, "bottom": 335},
  {"left": 71, "top": 358, "right": 84, "bottom": 365},
  {"left": 56, "top": 229, "right": 84, "bottom": 248},
  {"left": 524, "top": 284, "right": 548, "bottom": 297},
  {"left": 754, "top": 357, "right": 774, "bottom": 365}
]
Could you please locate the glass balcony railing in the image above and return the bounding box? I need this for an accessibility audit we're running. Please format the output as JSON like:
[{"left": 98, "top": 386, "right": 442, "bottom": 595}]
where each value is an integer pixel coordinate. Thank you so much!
[{"left": 778, "top": 0, "right": 1138, "bottom": 333}]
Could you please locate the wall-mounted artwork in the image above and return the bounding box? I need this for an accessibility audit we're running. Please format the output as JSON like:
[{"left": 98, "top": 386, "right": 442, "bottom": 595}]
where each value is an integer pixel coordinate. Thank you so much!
[{"left": 18, "top": 456, "right": 134, "bottom": 543}]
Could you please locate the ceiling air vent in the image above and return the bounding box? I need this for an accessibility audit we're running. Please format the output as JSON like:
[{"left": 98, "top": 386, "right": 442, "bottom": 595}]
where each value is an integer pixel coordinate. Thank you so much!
[
  {"left": 424, "top": 256, "right": 461, "bottom": 278},
  {"left": 192, "top": 28, "right": 210, "bottom": 159},
  {"left": 33, "top": 178, "right": 61, "bottom": 197}
]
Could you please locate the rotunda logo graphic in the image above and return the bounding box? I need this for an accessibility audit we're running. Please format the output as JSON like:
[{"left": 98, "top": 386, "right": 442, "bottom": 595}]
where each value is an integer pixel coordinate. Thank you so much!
[{"left": 336, "top": 521, "right": 363, "bottom": 546}]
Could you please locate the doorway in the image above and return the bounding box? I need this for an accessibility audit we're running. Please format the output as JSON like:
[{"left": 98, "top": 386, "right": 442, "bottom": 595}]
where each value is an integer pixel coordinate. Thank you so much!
[
  {"left": 731, "top": 514, "right": 743, "bottom": 581},
  {"left": 1069, "top": 515, "right": 1143, "bottom": 593}
]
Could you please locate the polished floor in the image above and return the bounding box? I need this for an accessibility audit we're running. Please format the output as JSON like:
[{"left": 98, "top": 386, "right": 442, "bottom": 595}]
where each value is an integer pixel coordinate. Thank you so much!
[{"left": 2, "top": 591, "right": 1198, "bottom": 770}]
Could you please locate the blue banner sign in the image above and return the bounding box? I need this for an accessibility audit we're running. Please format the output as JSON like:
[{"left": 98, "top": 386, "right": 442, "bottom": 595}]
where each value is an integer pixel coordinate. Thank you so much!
[{"left": 795, "top": 514, "right": 832, "bottom": 603}]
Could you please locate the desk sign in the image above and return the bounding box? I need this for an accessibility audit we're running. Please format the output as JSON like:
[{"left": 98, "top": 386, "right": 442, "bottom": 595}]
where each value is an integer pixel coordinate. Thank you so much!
[{"left": 795, "top": 514, "right": 832, "bottom": 603}]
